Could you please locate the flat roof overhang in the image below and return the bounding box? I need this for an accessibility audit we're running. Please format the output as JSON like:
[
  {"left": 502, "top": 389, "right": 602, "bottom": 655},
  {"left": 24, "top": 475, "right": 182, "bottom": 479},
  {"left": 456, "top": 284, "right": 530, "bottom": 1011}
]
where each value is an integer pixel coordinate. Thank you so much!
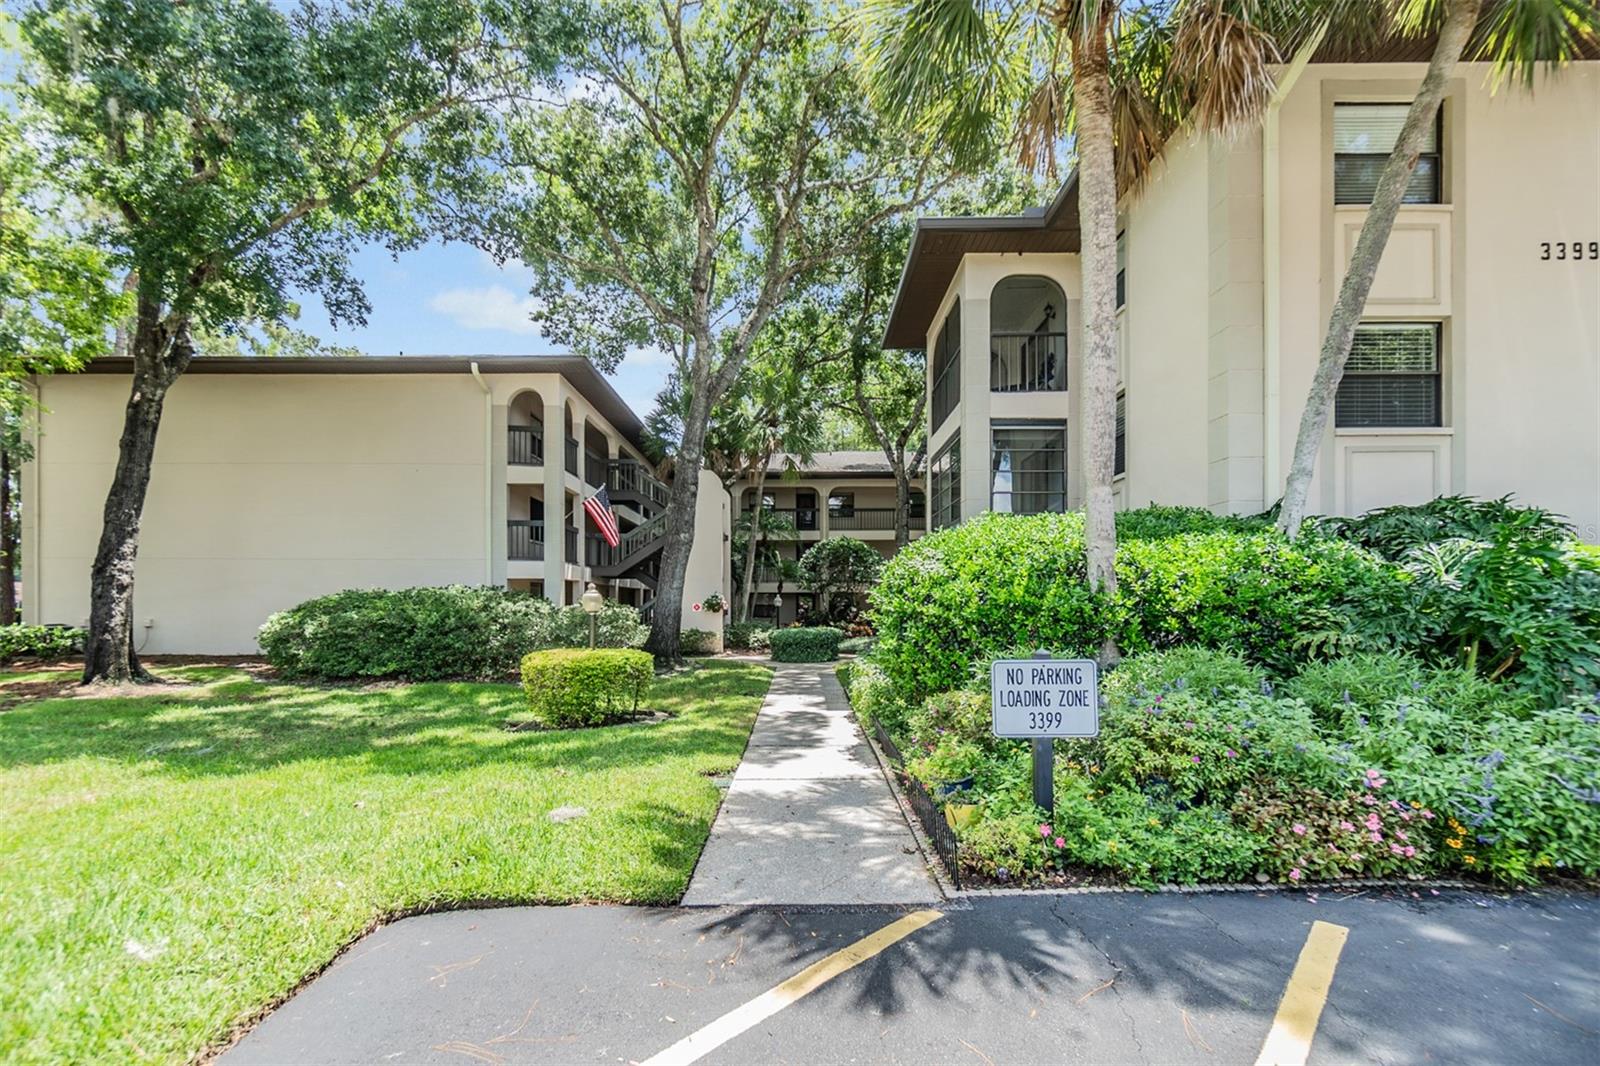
[
  {"left": 79, "top": 354, "right": 648, "bottom": 450},
  {"left": 883, "top": 174, "right": 1080, "bottom": 349}
]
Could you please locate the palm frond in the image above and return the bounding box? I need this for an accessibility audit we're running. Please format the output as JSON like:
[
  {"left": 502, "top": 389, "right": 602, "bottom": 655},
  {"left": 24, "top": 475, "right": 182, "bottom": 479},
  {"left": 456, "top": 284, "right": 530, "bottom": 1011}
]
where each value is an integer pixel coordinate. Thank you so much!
[
  {"left": 1166, "top": 0, "right": 1282, "bottom": 135},
  {"left": 1472, "top": 0, "right": 1600, "bottom": 90}
]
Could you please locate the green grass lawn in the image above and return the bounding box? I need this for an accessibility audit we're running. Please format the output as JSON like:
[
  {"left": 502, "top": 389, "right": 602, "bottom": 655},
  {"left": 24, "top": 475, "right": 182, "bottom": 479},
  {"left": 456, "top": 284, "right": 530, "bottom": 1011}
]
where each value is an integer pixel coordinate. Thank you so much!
[{"left": 0, "top": 660, "right": 771, "bottom": 1065}]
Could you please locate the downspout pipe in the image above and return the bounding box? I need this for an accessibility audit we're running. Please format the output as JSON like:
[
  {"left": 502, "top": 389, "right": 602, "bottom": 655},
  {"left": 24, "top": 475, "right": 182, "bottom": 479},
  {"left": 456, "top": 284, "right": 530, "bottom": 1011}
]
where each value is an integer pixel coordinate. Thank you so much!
[
  {"left": 1263, "top": 25, "right": 1327, "bottom": 507},
  {"left": 470, "top": 362, "right": 493, "bottom": 584}
]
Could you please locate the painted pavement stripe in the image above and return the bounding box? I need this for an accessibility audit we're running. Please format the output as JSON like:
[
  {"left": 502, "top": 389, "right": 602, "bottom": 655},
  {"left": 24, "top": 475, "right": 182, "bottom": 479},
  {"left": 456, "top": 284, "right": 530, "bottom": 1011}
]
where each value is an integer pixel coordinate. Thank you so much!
[
  {"left": 1255, "top": 920, "right": 1350, "bottom": 1066},
  {"left": 639, "top": 909, "right": 945, "bottom": 1066}
]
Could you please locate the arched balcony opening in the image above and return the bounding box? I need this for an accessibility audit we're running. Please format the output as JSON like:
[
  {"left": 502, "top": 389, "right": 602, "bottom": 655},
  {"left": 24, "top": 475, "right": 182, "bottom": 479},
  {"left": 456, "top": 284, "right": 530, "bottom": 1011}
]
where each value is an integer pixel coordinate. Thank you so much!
[
  {"left": 507, "top": 389, "right": 545, "bottom": 465},
  {"left": 991, "top": 276, "right": 1067, "bottom": 392}
]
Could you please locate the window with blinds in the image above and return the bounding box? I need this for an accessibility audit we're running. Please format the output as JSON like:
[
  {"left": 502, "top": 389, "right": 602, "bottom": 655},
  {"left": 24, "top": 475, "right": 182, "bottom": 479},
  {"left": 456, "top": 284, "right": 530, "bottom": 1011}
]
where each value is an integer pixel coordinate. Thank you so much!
[
  {"left": 1335, "top": 323, "right": 1442, "bottom": 428},
  {"left": 930, "top": 435, "right": 961, "bottom": 529},
  {"left": 1333, "top": 104, "right": 1441, "bottom": 205},
  {"left": 1114, "top": 391, "right": 1127, "bottom": 476}
]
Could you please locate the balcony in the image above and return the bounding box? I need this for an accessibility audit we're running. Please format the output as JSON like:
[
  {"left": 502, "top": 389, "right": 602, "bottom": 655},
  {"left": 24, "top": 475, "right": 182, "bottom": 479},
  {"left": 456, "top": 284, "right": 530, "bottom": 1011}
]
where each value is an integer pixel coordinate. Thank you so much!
[
  {"left": 564, "top": 437, "right": 579, "bottom": 476},
  {"left": 825, "top": 507, "right": 911, "bottom": 531},
  {"left": 584, "top": 448, "right": 607, "bottom": 488},
  {"left": 608, "top": 459, "right": 670, "bottom": 508},
  {"left": 508, "top": 520, "right": 545, "bottom": 560},
  {"left": 744, "top": 506, "right": 818, "bottom": 535},
  {"left": 991, "top": 331, "right": 1067, "bottom": 392},
  {"left": 507, "top": 425, "right": 544, "bottom": 465}
]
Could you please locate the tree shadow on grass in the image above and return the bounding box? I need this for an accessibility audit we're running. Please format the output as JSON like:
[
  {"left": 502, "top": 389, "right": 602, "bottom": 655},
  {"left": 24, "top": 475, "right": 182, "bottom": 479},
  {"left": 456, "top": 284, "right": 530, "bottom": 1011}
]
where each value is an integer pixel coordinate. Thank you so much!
[{"left": 0, "top": 663, "right": 773, "bottom": 783}]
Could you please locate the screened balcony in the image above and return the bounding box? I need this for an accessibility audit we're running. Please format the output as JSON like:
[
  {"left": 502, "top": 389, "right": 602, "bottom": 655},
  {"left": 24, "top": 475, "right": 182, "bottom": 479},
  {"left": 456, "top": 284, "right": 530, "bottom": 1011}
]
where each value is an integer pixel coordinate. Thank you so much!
[{"left": 991, "top": 276, "right": 1067, "bottom": 392}]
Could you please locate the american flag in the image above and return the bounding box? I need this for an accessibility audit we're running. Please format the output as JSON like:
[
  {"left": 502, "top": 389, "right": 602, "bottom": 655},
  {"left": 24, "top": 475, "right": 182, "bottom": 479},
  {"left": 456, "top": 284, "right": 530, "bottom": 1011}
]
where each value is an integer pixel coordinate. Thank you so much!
[{"left": 583, "top": 484, "right": 620, "bottom": 548}]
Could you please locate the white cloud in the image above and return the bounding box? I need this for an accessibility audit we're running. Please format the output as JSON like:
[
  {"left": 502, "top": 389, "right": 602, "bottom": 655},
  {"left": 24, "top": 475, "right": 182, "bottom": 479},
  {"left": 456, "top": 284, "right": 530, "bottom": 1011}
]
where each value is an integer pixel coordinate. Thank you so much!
[{"left": 426, "top": 285, "right": 542, "bottom": 335}]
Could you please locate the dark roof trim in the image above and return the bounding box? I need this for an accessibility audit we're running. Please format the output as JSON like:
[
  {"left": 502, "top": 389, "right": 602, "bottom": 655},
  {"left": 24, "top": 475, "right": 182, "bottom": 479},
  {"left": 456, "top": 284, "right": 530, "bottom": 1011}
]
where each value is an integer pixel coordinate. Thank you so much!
[
  {"left": 882, "top": 172, "right": 1080, "bottom": 349},
  {"left": 80, "top": 355, "right": 647, "bottom": 449}
]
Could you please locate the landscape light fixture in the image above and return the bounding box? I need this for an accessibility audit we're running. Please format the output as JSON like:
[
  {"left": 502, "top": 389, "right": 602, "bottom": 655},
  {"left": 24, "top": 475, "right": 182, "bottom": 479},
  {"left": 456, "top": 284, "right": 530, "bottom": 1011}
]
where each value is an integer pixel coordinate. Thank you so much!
[{"left": 581, "top": 582, "right": 605, "bottom": 648}]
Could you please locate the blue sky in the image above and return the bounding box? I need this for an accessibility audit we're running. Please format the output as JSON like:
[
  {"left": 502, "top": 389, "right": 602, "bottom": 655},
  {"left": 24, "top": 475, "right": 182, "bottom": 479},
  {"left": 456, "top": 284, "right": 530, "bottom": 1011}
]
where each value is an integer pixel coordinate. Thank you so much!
[{"left": 291, "top": 240, "right": 675, "bottom": 418}]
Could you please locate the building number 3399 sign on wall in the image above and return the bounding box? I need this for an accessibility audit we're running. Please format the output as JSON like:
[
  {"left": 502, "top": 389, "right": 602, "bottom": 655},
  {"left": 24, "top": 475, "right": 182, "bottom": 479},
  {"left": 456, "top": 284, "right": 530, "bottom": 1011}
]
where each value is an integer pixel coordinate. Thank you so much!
[{"left": 990, "top": 654, "right": 1100, "bottom": 738}]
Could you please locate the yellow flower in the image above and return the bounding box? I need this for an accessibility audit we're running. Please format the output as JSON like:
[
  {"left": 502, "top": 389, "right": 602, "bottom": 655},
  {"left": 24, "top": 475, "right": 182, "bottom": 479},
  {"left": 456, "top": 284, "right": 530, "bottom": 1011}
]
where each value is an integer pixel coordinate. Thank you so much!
[
  {"left": 1446, "top": 838, "right": 1462, "bottom": 848},
  {"left": 1147, "top": 818, "right": 1160, "bottom": 827},
  {"left": 1107, "top": 841, "right": 1120, "bottom": 852},
  {"left": 1463, "top": 855, "right": 1477, "bottom": 865}
]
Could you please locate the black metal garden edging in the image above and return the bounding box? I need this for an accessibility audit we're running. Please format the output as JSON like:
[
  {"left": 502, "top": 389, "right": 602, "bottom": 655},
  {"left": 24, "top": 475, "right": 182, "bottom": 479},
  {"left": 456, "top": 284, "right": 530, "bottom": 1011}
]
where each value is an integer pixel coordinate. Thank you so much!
[{"left": 873, "top": 719, "right": 962, "bottom": 890}]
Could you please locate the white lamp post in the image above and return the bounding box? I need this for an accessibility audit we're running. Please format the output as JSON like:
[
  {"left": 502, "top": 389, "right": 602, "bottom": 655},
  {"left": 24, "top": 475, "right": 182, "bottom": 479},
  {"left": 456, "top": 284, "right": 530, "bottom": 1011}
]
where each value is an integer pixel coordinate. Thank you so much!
[{"left": 581, "top": 582, "right": 605, "bottom": 648}]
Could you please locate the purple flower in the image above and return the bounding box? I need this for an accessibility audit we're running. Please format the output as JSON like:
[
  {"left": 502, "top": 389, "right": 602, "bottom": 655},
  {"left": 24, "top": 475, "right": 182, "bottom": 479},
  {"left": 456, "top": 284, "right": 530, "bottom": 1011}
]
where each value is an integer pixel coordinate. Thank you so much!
[{"left": 1191, "top": 755, "right": 1201, "bottom": 764}]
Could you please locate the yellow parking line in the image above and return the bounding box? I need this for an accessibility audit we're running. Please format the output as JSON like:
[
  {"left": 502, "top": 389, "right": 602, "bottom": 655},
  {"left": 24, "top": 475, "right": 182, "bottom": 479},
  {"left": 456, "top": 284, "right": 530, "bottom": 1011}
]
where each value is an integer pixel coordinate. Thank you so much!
[
  {"left": 640, "top": 909, "right": 944, "bottom": 1066},
  {"left": 1255, "top": 920, "right": 1350, "bottom": 1066}
]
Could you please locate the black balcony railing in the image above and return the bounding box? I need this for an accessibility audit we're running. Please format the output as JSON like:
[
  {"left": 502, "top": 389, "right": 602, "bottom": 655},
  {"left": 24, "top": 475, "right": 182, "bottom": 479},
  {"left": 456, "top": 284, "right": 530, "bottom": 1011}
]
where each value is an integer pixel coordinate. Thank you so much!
[
  {"left": 507, "top": 425, "right": 544, "bottom": 465},
  {"left": 608, "top": 459, "right": 671, "bottom": 508},
  {"left": 508, "top": 520, "right": 545, "bottom": 560},
  {"left": 826, "top": 507, "right": 899, "bottom": 530},
  {"left": 564, "top": 437, "right": 579, "bottom": 475},
  {"left": 743, "top": 506, "right": 819, "bottom": 534},
  {"left": 991, "top": 331, "right": 1068, "bottom": 392},
  {"left": 584, "top": 448, "right": 607, "bottom": 487}
]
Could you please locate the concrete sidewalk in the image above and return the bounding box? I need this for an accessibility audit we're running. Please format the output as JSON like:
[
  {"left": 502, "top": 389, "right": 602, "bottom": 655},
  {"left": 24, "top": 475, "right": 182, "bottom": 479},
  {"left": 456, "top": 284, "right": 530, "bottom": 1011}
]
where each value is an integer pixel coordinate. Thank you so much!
[{"left": 681, "top": 663, "right": 940, "bottom": 906}]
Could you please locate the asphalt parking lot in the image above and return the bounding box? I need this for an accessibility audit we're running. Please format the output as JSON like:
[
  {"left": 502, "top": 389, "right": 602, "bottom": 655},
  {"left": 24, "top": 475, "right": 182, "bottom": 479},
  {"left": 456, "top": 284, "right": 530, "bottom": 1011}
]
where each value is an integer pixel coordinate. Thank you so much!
[{"left": 224, "top": 887, "right": 1599, "bottom": 1065}]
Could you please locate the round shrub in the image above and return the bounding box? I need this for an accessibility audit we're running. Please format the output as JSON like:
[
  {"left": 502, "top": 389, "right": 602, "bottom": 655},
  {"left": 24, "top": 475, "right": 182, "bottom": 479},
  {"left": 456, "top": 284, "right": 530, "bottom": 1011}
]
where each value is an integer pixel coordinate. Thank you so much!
[
  {"left": 0, "top": 624, "right": 83, "bottom": 663},
  {"left": 519, "top": 648, "right": 655, "bottom": 728},
  {"left": 769, "top": 626, "right": 843, "bottom": 662},
  {"left": 259, "top": 586, "right": 555, "bottom": 681}
]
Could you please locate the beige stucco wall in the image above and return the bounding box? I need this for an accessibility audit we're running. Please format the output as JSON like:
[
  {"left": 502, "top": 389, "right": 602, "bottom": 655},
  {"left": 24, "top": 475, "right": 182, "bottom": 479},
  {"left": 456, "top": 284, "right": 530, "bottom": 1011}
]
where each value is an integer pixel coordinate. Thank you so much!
[
  {"left": 1273, "top": 61, "right": 1599, "bottom": 537},
  {"left": 924, "top": 61, "right": 1598, "bottom": 536},
  {"left": 27, "top": 368, "right": 731, "bottom": 653},
  {"left": 27, "top": 372, "right": 491, "bottom": 653}
]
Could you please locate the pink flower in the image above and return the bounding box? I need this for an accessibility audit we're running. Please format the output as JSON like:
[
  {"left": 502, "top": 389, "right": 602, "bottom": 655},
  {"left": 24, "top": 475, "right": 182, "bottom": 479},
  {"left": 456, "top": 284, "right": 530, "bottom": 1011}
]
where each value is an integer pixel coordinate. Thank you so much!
[
  {"left": 1390, "top": 843, "right": 1405, "bottom": 855},
  {"left": 1039, "top": 824, "right": 1053, "bottom": 837},
  {"left": 1338, "top": 820, "right": 1356, "bottom": 832},
  {"left": 1395, "top": 829, "right": 1409, "bottom": 842},
  {"left": 1225, "top": 749, "right": 1238, "bottom": 759},
  {"left": 1403, "top": 846, "right": 1417, "bottom": 858},
  {"left": 1369, "top": 831, "right": 1383, "bottom": 843},
  {"left": 1421, "top": 809, "right": 1435, "bottom": 820},
  {"left": 1327, "top": 843, "right": 1341, "bottom": 854},
  {"left": 1288, "top": 868, "right": 1302, "bottom": 882},
  {"left": 1364, "top": 813, "right": 1382, "bottom": 831},
  {"left": 1365, "top": 768, "right": 1382, "bottom": 780},
  {"left": 1292, "top": 824, "right": 1307, "bottom": 836},
  {"left": 1054, "top": 836, "right": 1066, "bottom": 848},
  {"left": 1388, "top": 799, "right": 1404, "bottom": 810},
  {"left": 1360, "top": 794, "right": 1378, "bottom": 806},
  {"left": 1191, "top": 755, "right": 1201, "bottom": 764}
]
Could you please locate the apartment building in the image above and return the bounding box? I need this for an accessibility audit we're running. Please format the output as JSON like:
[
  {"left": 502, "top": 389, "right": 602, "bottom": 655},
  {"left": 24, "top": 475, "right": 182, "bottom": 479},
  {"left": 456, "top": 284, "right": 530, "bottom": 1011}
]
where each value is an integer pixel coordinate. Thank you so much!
[
  {"left": 24, "top": 356, "right": 729, "bottom": 653},
  {"left": 888, "top": 57, "right": 1600, "bottom": 539},
  {"left": 734, "top": 451, "right": 925, "bottom": 624}
]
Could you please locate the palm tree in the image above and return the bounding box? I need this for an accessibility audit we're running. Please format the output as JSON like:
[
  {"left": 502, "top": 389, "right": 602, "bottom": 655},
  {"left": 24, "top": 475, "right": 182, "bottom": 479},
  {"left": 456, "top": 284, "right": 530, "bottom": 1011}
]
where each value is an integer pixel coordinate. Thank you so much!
[
  {"left": 1276, "top": 0, "right": 1598, "bottom": 536},
  {"left": 862, "top": 0, "right": 1283, "bottom": 659}
]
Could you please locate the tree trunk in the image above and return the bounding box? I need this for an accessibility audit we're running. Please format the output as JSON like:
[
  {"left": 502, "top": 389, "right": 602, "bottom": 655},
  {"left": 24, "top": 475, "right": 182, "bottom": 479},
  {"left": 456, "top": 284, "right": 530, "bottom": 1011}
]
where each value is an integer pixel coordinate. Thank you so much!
[
  {"left": 893, "top": 461, "right": 913, "bottom": 549},
  {"left": 82, "top": 308, "right": 193, "bottom": 683},
  {"left": 645, "top": 354, "right": 718, "bottom": 663},
  {"left": 1277, "top": 0, "right": 1476, "bottom": 538},
  {"left": 0, "top": 444, "right": 15, "bottom": 626},
  {"left": 1071, "top": 28, "right": 1121, "bottom": 663},
  {"left": 736, "top": 460, "right": 770, "bottom": 623}
]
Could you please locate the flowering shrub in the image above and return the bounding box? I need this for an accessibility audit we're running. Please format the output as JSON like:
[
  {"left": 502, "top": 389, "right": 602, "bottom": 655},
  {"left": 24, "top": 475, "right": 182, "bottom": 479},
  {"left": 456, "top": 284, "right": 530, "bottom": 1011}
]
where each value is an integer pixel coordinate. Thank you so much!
[
  {"left": 1233, "top": 781, "right": 1436, "bottom": 882},
  {"left": 861, "top": 645, "right": 1600, "bottom": 889}
]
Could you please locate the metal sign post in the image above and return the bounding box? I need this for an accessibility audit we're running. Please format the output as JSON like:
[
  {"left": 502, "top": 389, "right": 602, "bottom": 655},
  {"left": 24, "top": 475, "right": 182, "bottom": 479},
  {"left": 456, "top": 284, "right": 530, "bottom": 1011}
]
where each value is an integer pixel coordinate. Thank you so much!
[{"left": 990, "top": 649, "right": 1101, "bottom": 816}]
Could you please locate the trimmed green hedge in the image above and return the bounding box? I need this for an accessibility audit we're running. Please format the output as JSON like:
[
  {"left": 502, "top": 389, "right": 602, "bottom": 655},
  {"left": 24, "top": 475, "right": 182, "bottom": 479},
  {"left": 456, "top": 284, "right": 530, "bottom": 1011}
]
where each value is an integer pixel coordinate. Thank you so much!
[
  {"left": 868, "top": 512, "right": 1406, "bottom": 701},
  {"left": 519, "top": 648, "right": 655, "bottom": 727},
  {"left": 259, "top": 587, "right": 649, "bottom": 681},
  {"left": 769, "top": 626, "right": 844, "bottom": 662},
  {"left": 0, "top": 624, "right": 83, "bottom": 663}
]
